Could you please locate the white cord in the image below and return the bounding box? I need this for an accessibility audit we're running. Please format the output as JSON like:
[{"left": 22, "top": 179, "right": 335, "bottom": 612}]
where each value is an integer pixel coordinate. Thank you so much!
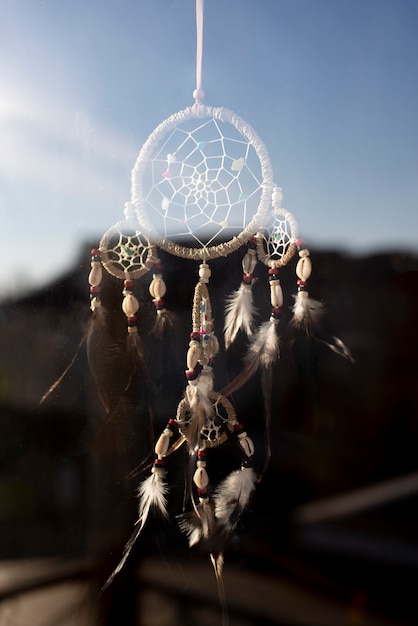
[{"left": 194, "top": 0, "right": 205, "bottom": 102}]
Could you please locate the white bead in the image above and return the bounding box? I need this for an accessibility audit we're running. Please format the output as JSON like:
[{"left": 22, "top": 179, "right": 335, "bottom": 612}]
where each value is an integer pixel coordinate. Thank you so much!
[
  {"left": 193, "top": 467, "right": 209, "bottom": 489},
  {"left": 242, "top": 251, "right": 257, "bottom": 276},
  {"left": 296, "top": 256, "right": 312, "bottom": 281},
  {"left": 199, "top": 263, "right": 211, "bottom": 283},
  {"left": 122, "top": 293, "right": 139, "bottom": 317},
  {"left": 88, "top": 263, "right": 102, "bottom": 287},
  {"left": 149, "top": 276, "right": 166, "bottom": 299},
  {"left": 193, "top": 88, "right": 205, "bottom": 101},
  {"left": 272, "top": 187, "right": 283, "bottom": 207},
  {"left": 187, "top": 343, "right": 202, "bottom": 370},
  {"left": 90, "top": 297, "right": 101, "bottom": 312},
  {"left": 270, "top": 281, "right": 283, "bottom": 308},
  {"left": 239, "top": 436, "right": 255, "bottom": 457},
  {"left": 155, "top": 433, "right": 170, "bottom": 456}
]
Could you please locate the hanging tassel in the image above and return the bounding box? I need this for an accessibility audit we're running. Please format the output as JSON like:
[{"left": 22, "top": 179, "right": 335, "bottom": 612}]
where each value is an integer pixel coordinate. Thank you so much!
[
  {"left": 214, "top": 467, "right": 257, "bottom": 534},
  {"left": 85, "top": 248, "right": 115, "bottom": 413},
  {"left": 149, "top": 257, "right": 175, "bottom": 333},
  {"left": 39, "top": 248, "right": 103, "bottom": 406},
  {"left": 210, "top": 552, "right": 229, "bottom": 626},
  {"left": 137, "top": 463, "right": 169, "bottom": 522},
  {"left": 244, "top": 262, "right": 283, "bottom": 372},
  {"left": 102, "top": 459, "right": 169, "bottom": 591},
  {"left": 291, "top": 240, "right": 354, "bottom": 363},
  {"left": 247, "top": 320, "right": 280, "bottom": 371},
  {"left": 178, "top": 499, "right": 216, "bottom": 546},
  {"left": 178, "top": 447, "right": 216, "bottom": 545},
  {"left": 224, "top": 238, "right": 258, "bottom": 348},
  {"left": 120, "top": 277, "right": 148, "bottom": 391},
  {"left": 181, "top": 266, "right": 219, "bottom": 451},
  {"left": 214, "top": 466, "right": 257, "bottom": 534}
]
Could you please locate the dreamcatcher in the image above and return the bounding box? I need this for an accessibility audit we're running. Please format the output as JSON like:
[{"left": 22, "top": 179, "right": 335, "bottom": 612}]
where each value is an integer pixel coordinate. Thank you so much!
[{"left": 76, "top": 0, "right": 353, "bottom": 621}]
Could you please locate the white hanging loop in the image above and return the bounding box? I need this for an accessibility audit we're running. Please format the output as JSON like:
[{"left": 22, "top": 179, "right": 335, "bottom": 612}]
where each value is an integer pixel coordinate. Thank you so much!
[{"left": 193, "top": 0, "right": 205, "bottom": 103}]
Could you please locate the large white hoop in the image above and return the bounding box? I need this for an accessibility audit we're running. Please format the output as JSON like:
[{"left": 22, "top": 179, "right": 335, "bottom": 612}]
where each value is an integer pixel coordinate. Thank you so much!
[{"left": 131, "top": 103, "right": 274, "bottom": 260}]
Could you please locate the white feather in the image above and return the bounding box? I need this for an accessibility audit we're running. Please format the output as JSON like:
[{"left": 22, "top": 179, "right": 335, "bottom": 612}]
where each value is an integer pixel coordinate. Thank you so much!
[
  {"left": 102, "top": 469, "right": 168, "bottom": 590},
  {"left": 137, "top": 470, "right": 169, "bottom": 523},
  {"left": 292, "top": 294, "right": 355, "bottom": 362},
  {"left": 292, "top": 293, "right": 324, "bottom": 329},
  {"left": 185, "top": 378, "right": 214, "bottom": 417},
  {"left": 224, "top": 283, "right": 256, "bottom": 348},
  {"left": 214, "top": 468, "right": 257, "bottom": 533},
  {"left": 183, "top": 383, "right": 215, "bottom": 452},
  {"left": 178, "top": 501, "right": 216, "bottom": 546},
  {"left": 247, "top": 320, "right": 280, "bottom": 369}
]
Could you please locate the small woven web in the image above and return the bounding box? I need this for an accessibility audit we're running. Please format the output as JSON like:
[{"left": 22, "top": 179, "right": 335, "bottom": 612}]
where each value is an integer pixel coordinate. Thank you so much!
[
  {"left": 257, "top": 209, "right": 297, "bottom": 267},
  {"left": 99, "top": 223, "right": 155, "bottom": 279},
  {"left": 142, "top": 117, "right": 264, "bottom": 249}
]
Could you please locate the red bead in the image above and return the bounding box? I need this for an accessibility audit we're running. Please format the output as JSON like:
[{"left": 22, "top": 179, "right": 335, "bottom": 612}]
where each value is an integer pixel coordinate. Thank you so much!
[
  {"left": 190, "top": 331, "right": 200, "bottom": 341},
  {"left": 153, "top": 458, "right": 165, "bottom": 468},
  {"left": 124, "top": 279, "right": 134, "bottom": 288},
  {"left": 268, "top": 267, "right": 279, "bottom": 275},
  {"left": 271, "top": 307, "right": 282, "bottom": 314},
  {"left": 297, "top": 279, "right": 308, "bottom": 287},
  {"left": 90, "top": 286, "right": 101, "bottom": 294},
  {"left": 127, "top": 315, "right": 137, "bottom": 322},
  {"left": 153, "top": 298, "right": 165, "bottom": 307},
  {"left": 91, "top": 248, "right": 100, "bottom": 256},
  {"left": 243, "top": 274, "right": 252, "bottom": 284}
]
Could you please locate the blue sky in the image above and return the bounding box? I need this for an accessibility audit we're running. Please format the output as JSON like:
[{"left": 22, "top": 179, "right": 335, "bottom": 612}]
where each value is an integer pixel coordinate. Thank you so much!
[{"left": 1, "top": 0, "right": 417, "bottom": 297}]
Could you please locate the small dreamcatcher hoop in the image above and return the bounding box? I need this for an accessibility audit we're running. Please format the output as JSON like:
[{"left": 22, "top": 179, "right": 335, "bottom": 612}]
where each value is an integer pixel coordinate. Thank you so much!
[
  {"left": 99, "top": 219, "right": 157, "bottom": 280},
  {"left": 176, "top": 390, "right": 237, "bottom": 449},
  {"left": 131, "top": 103, "right": 274, "bottom": 260},
  {"left": 256, "top": 207, "right": 298, "bottom": 269}
]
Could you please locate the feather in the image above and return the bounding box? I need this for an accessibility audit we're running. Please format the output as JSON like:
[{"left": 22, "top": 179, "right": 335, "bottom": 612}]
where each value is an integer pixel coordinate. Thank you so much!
[
  {"left": 224, "top": 282, "right": 256, "bottom": 349},
  {"left": 125, "top": 330, "right": 145, "bottom": 391},
  {"left": 137, "top": 469, "right": 169, "bottom": 522},
  {"left": 39, "top": 333, "right": 86, "bottom": 405},
  {"left": 210, "top": 551, "right": 224, "bottom": 579},
  {"left": 291, "top": 294, "right": 355, "bottom": 363},
  {"left": 214, "top": 468, "right": 257, "bottom": 534},
  {"left": 183, "top": 381, "right": 215, "bottom": 452},
  {"left": 292, "top": 293, "right": 324, "bottom": 332},
  {"left": 246, "top": 320, "right": 280, "bottom": 370},
  {"left": 220, "top": 322, "right": 280, "bottom": 398},
  {"left": 101, "top": 523, "right": 143, "bottom": 591},
  {"left": 101, "top": 468, "right": 169, "bottom": 591},
  {"left": 318, "top": 333, "right": 355, "bottom": 363},
  {"left": 86, "top": 306, "right": 112, "bottom": 413},
  {"left": 152, "top": 309, "right": 176, "bottom": 335},
  {"left": 178, "top": 500, "right": 216, "bottom": 546},
  {"left": 210, "top": 552, "right": 229, "bottom": 626}
]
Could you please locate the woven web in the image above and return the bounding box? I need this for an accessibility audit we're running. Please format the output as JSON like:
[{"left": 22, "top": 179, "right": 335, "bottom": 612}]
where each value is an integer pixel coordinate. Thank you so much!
[
  {"left": 141, "top": 117, "right": 265, "bottom": 249},
  {"left": 99, "top": 222, "right": 156, "bottom": 279},
  {"left": 257, "top": 209, "right": 297, "bottom": 266}
]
